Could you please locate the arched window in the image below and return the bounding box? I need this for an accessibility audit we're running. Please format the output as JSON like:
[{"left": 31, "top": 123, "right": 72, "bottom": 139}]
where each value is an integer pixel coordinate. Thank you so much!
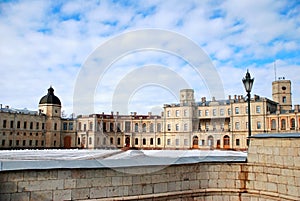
[
  {"left": 271, "top": 119, "right": 276, "bottom": 130},
  {"left": 110, "top": 137, "right": 113, "bottom": 145},
  {"left": 117, "top": 138, "right": 121, "bottom": 145},
  {"left": 223, "top": 135, "right": 230, "bottom": 149},
  {"left": 135, "top": 123, "right": 139, "bottom": 132},
  {"left": 291, "top": 118, "right": 295, "bottom": 130},
  {"left": 143, "top": 138, "right": 146, "bottom": 145},
  {"left": 208, "top": 136, "right": 214, "bottom": 147},
  {"left": 135, "top": 138, "right": 139, "bottom": 145},
  {"left": 157, "top": 138, "right": 161, "bottom": 145},
  {"left": 142, "top": 123, "right": 146, "bottom": 132},
  {"left": 150, "top": 123, "right": 154, "bottom": 132},
  {"left": 150, "top": 138, "right": 154, "bottom": 145},
  {"left": 281, "top": 119, "right": 286, "bottom": 130}
]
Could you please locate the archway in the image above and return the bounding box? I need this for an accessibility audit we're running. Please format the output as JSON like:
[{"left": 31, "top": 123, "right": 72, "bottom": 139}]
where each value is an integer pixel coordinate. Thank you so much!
[
  {"left": 192, "top": 136, "right": 199, "bottom": 149},
  {"left": 125, "top": 136, "right": 130, "bottom": 147},
  {"left": 223, "top": 135, "right": 230, "bottom": 149},
  {"left": 216, "top": 140, "right": 220, "bottom": 149}
]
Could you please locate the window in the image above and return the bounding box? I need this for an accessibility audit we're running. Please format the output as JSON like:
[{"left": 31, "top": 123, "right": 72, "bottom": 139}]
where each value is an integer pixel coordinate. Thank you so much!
[
  {"left": 246, "top": 122, "right": 248, "bottom": 129},
  {"left": 150, "top": 123, "right": 154, "bottom": 132},
  {"left": 29, "top": 140, "right": 32, "bottom": 146},
  {"left": 54, "top": 123, "right": 57, "bottom": 130},
  {"left": 213, "top": 109, "right": 217, "bottom": 116},
  {"left": 291, "top": 118, "right": 295, "bottom": 130},
  {"left": 17, "top": 121, "right": 20, "bottom": 128},
  {"left": 184, "top": 123, "right": 188, "bottom": 131},
  {"left": 83, "top": 124, "right": 86, "bottom": 131},
  {"left": 24, "top": 121, "right": 27, "bottom": 129},
  {"left": 213, "top": 122, "right": 216, "bottom": 131},
  {"left": 42, "top": 123, "right": 45, "bottom": 130},
  {"left": 142, "top": 123, "right": 146, "bottom": 132},
  {"left": 135, "top": 123, "right": 139, "bottom": 132},
  {"left": 89, "top": 122, "right": 93, "bottom": 130},
  {"left": 41, "top": 140, "right": 44, "bottom": 146},
  {"left": 117, "top": 138, "right": 121, "bottom": 145},
  {"left": 221, "top": 123, "right": 224, "bottom": 131},
  {"left": 150, "top": 138, "right": 154, "bottom": 145},
  {"left": 282, "top": 96, "right": 287, "bottom": 103},
  {"left": 35, "top": 140, "right": 38, "bottom": 146},
  {"left": 167, "top": 111, "right": 170, "bottom": 117},
  {"left": 167, "top": 139, "right": 171, "bottom": 145},
  {"left": 16, "top": 140, "right": 19, "bottom": 146},
  {"left": 236, "top": 139, "right": 240, "bottom": 146},
  {"left": 184, "top": 110, "right": 188, "bottom": 116},
  {"left": 125, "top": 122, "right": 131, "bottom": 132},
  {"left": 175, "top": 124, "right": 179, "bottom": 131},
  {"left": 135, "top": 138, "right": 138, "bottom": 145},
  {"left": 176, "top": 139, "right": 179, "bottom": 146},
  {"left": 205, "top": 122, "right": 209, "bottom": 131},
  {"left": 184, "top": 139, "right": 188, "bottom": 146},
  {"left": 110, "top": 137, "right": 113, "bottom": 145},
  {"left": 143, "top": 138, "right": 146, "bottom": 145},
  {"left": 198, "top": 110, "right": 202, "bottom": 116},
  {"left": 257, "top": 121, "right": 261, "bottom": 129},
  {"left": 9, "top": 140, "right": 12, "bottom": 146},
  {"left": 77, "top": 137, "right": 81, "bottom": 145},
  {"left": 235, "top": 122, "right": 240, "bottom": 130},
  {"left": 201, "top": 140, "right": 205, "bottom": 146},
  {"left": 167, "top": 124, "right": 171, "bottom": 131},
  {"left": 245, "top": 106, "right": 248, "bottom": 114},
  {"left": 157, "top": 138, "right": 161, "bottom": 145},
  {"left": 30, "top": 122, "right": 33, "bottom": 129},
  {"left": 54, "top": 140, "right": 57, "bottom": 146},
  {"left": 10, "top": 120, "right": 14, "bottom": 128},
  {"left": 271, "top": 119, "right": 276, "bottom": 130},
  {"left": 228, "top": 109, "right": 231, "bottom": 115},
  {"left": 205, "top": 110, "right": 209, "bottom": 116},
  {"left": 110, "top": 122, "right": 114, "bottom": 131},
  {"left": 63, "top": 123, "right": 68, "bottom": 130},
  {"left": 2, "top": 140, "right": 5, "bottom": 146},
  {"left": 157, "top": 123, "right": 161, "bottom": 132},
  {"left": 69, "top": 122, "right": 73, "bottom": 130},
  {"left": 256, "top": 106, "right": 261, "bottom": 114},
  {"left": 281, "top": 119, "right": 286, "bottom": 130},
  {"left": 3, "top": 120, "right": 6, "bottom": 128},
  {"left": 220, "top": 109, "right": 224, "bottom": 116},
  {"left": 176, "top": 110, "right": 180, "bottom": 117},
  {"left": 235, "top": 107, "right": 239, "bottom": 114}
]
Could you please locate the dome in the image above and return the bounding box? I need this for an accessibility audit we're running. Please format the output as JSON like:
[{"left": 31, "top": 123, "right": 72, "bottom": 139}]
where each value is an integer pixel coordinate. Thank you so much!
[{"left": 39, "top": 86, "right": 61, "bottom": 106}]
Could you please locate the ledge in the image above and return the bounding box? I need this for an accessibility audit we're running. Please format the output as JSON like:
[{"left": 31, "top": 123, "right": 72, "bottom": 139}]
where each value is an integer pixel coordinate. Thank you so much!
[{"left": 250, "top": 133, "right": 300, "bottom": 138}]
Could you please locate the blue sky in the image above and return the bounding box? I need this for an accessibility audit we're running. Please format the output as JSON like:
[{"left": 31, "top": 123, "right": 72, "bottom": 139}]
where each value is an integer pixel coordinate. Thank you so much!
[{"left": 0, "top": 0, "right": 300, "bottom": 116}]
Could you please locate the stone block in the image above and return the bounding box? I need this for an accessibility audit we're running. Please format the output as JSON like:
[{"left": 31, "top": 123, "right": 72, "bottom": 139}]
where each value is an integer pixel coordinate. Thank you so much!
[
  {"left": 225, "top": 179, "right": 235, "bottom": 188},
  {"left": 154, "top": 182, "right": 168, "bottom": 193},
  {"left": 286, "top": 185, "right": 299, "bottom": 197},
  {"left": 71, "top": 188, "right": 89, "bottom": 200},
  {"left": 274, "top": 156, "right": 283, "bottom": 166},
  {"left": 197, "top": 172, "right": 209, "bottom": 180},
  {"left": 200, "top": 179, "right": 208, "bottom": 188},
  {"left": 277, "top": 184, "right": 287, "bottom": 194},
  {"left": 112, "top": 176, "right": 123, "bottom": 186},
  {"left": 107, "top": 186, "right": 123, "bottom": 197},
  {"left": 189, "top": 180, "right": 199, "bottom": 190},
  {"left": 142, "top": 184, "right": 153, "bottom": 194},
  {"left": 58, "top": 170, "right": 72, "bottom": 179},
  {"left": 7, "top": 172, "right": 23, "bottom": 181},
  {"left": 71, "top": 169, "right": 86, "bottom": 179},
  {"left": 167, "top": 181, "right": 176, "bottom": 192},
  {"left": 64, "top": 179, "right": 76, "bottom": 189},
  {"left": 140, "top": 175, "right": 152, "bottom": 184},
  {"left": 53, "top": 190, "right": 71, "bottom": 201},
  {"left": 128, "top": 184, "right": 142, "bottom": 196},
  {"left": 23, "top": 171, "right": 37, "bottom": 181},
  {"left": 91, "top": 177, "right": 111, "bottom": 187},
  {"left": 175, "top": 181, "right": 182, "bottom": 191},
  {"left": 37, "top": 170, "right": 57, "bottom": 180},
  {"left": 267, "top": 174, "right": 278, "bottom": 183},
  {"left": 10, "top": 192, "right": 29, "bottom": 201},
  {"left": 256, "top": 173, "right": 267, "bottom": 182},
  {"left": 90, "top": 187, "right": 107, "bottom": 199},
  {"left": 0, "top": 173, "right": 8, "bottom": 182},
  {"left": 208, "top": 179, "right": 218, "bottom": 188},
  {"left": 0, "top": 193, "right": 11, "bottom": 201},
  {"left": 0, "top": 181, "right": 17, "bottom": 193},
  {"left": 293, "top": 156, "right": 300, "bottom": 167},
  {"left": 283, "top": 156, "right": 294, "bottom": 166},
  {"left": 76, "top": 178, "right": 91, "bottom": 188},
  {"left": 266, "top": 182, "right": 277, "bottom": 192},
  {"left": 122, "top": 176, "right": 132, "bottom": 185},
  {"left": 31, "top": 191, "right": 52, "bottom": 201}
]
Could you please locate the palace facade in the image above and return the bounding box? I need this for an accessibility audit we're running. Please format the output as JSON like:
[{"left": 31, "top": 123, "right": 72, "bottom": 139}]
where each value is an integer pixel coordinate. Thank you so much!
[{"left": 0, "top": 77, "right": 299, "bottom": 150}]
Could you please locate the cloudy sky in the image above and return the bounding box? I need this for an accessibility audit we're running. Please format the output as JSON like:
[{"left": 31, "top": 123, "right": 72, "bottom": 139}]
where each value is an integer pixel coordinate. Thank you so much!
[{"left": 1, "top": 0, "right": 300, "bottom": 116}]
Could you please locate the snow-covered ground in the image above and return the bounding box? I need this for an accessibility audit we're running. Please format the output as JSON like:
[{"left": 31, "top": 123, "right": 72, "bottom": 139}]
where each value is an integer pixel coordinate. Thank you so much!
[{"left": 0, "top": 149, "right": 246, "bottom": 161}]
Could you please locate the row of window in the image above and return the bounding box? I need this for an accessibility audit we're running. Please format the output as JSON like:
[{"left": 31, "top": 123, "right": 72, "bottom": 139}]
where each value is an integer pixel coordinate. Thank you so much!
[
  {"left": 167, "top": 110, "right": 189, "bottom": 117},
  {"left": 167, "top": 123, "right": 188, "bottom": 131},
  {"left": 198, "top": 106, "right": 262, "bottom": 117},
  {"left": 234, "top": 121, "right": 262, "bottom": 130},
  {"left": 271, "top": 118, "right": 296, "bottom": 130},
  {"left": 1, "top": 139, "right": 47, "bottom": 147},
  {"left": 1, "top": 120, "right": 45, "bottom": 130},
  {"left": 62, "top": 122, "right": 74, "bottom": 131},
  {"left": 1, "top": 131, "right": 44, "bottom": 136}
]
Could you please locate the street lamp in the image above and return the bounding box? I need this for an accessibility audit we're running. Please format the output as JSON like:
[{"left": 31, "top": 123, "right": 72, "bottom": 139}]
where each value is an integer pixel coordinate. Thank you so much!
[{"left": 242, "top": 70, "right": 254, "bottom": 146}]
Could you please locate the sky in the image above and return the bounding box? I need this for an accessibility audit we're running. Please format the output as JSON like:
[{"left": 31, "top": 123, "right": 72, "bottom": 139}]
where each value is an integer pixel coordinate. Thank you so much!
[{"left": 1, "top": 0, "right": 300, "bottom": 116}]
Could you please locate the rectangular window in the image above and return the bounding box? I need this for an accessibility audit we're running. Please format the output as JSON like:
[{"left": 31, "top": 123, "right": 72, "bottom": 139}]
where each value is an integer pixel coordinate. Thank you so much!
[
  {"left": 36, "top": 122, "right": 39, "bottom": 130},
  {"left": 176, "top": 110, "right": 180, "bottom": 117},
  {"left": 63, "top": 122, "right": 68, "bottom": 130},
  {"left": 10, "top": 120, "right": 14, "bottom": 128},
  {"left": 167, "top": 111, "right": 170, "bottom": 117},
  {"left": 245, "top": 106, "right": 248, "bottom": 114},
  {"left": 235, "top": 122, "right": 240, "bottom": 130},
  {"left": 42, "top": 123, "right": 45, "bottom": 130},
  {"left": 24, "top": 121, "right": 27, "bottom": 129},
  {"left": 246, "top": 122, "right": 248, "bottom": 129},
  {"left": 30, "top": 122, "right": 33, "bottom": 129},
  {"left": 125, "top": 121, "right": 131, "bottom": 132},
  {"left": 167, "top": 124, "right": 171, "bottom": 131},
  {"left": 2, "top": 140, "right": 5, "bottom": 146},
  {"left": 176, "top": 139, "right": 179, "bottom": 146},
  {"left": 256, "top": 106, "right": 261, "bottom": 114},
  {"left": 3, "top": 120, "right": 7, "bottom": 128},
  {"left": 184, "top": 123, "right": 188, "bottom": 131},
  {"left": 184, "top": 110, "right": 188, "bottom": 116},
  {"left": 9, "top": 140, "right": 12, "bottom": 146},
  {"left": 175, "top": 124, "right": 179, "bottom": 131},
  {"left": 235, "top": 107, "right": 239, "bottom": 114},
  {"left": 167, "top": 139, "right": 171, "bottom": 145},
  {"left": 89, "top": 122, "right": 93, "bottom": 130},
  {"left": 213, "top": 109, "right": 217, "bottom": 116},
  {"left": 205, "top": 110, "right": 209, "bottom": 116},
  {"left": 54, "top": 123, "right": 57, "bottom": 130},
  {"left": 89, "top": 137, "right": 92, "bottom": 144},
  {"left": 29, "top": 140, "right": 32, "bottom": 146},
  {"left": 17, "top": 121, "right": 20, "bottom": 128},
  {"left": 220, "top": 109, "right": 224, "bottom": 116},
  {"left": 16, "top": 140, "right": 19, "bottom": 146},
  {"left": 205, "top": 122, "right": 209, "bottom": 131},
  {"left": 257, "top": 121, "right": 261, "bottom": 129},
  {"left": 228, "top": 109, "right": 231, "bottom": 115},
  {"left": 213, "top": 122, "right": 216, "bottom": 131},
  {"left": 83, "top": 124, "right": 86, "bottom": 131},
  {"left": 35, "top": 140, "right": 38, "bottom": 146},
  {"left": 198, "top": 110, "right": 202, "bottom": 116},
  {"left": 236, "top": 139, "right": 240, "bottom": 146},
  {"left": 184, "top": 139, "right": 188, "bottom": 146},
  {"left": 69, "top": 122, "right": 73, "bottom": 130}
]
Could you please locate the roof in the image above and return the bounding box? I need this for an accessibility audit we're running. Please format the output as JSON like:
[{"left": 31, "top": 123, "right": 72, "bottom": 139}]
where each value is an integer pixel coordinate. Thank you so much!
[{"left": 39, "top": 86, "right": 61, "bottom": 106}]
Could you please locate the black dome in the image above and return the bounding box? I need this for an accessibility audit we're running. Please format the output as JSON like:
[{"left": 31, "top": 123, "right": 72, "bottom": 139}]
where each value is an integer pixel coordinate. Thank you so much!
[{"left": 39, "top": 86, "right": 61, "bottom": 105}]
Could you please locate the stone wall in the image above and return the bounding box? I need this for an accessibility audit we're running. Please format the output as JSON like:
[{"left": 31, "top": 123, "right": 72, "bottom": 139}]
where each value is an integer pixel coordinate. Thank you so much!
[{"left": 0, "top": 134, "right": 300, "bottom": 201}]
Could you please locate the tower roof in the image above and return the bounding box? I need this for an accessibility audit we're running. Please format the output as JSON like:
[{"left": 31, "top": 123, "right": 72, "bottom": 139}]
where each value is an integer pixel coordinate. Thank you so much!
[{"left": 39, "top": 86, "right": 61, "bottom": 106}]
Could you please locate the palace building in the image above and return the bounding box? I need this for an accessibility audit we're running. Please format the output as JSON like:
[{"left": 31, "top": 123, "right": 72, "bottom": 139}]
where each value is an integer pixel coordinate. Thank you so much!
[{"left": 0, "top": 77, "right": 299, "bottom": 150}]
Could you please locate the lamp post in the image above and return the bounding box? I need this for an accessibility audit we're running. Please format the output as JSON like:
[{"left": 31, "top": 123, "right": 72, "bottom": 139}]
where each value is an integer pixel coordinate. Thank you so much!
[{"left": 242, "top": 70, "right": 254, "bottom": 146}]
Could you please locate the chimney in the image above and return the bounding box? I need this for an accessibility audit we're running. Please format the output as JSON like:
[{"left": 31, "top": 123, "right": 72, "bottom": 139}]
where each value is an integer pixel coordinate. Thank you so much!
[
  {"left": 116, "top": 111, "right": 119, "bottom": 116},
  {"left": 212, "top": 97, "right": 216, "bottom": 101},
  {"left": 238, "top": 95, "right": 240, "bottom": 101},
  {"left": 234, "top": 95, "right": 237, "bottom": 100},
  {"left": 228, "top": 95, "right": 231, "bottom": 100},
  {"left": 148, "top": 112, "right": 152, "bottom": 116},
  {"left": 134, "top": 112, "right": 137, "bottom": 116}
]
